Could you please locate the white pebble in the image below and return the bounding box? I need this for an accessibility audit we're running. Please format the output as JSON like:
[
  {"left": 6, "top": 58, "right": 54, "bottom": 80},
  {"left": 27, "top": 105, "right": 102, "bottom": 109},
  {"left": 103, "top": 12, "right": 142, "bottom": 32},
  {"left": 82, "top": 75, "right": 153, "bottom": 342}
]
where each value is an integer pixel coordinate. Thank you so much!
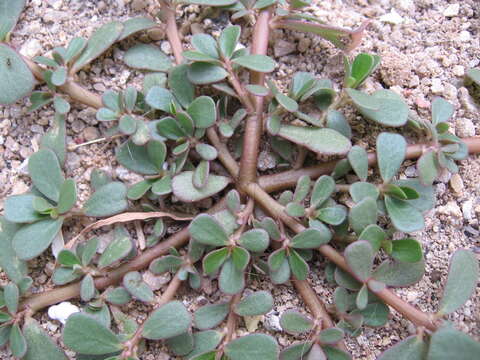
[
  {"left": 379, "top": 9, "right": 404, "bottom": 25},
  {"left": 48, "top": 302, "right": 80, "bottom": 325},
  {"left": 443, "top": 4, "right": 459, "bottom": 17}
]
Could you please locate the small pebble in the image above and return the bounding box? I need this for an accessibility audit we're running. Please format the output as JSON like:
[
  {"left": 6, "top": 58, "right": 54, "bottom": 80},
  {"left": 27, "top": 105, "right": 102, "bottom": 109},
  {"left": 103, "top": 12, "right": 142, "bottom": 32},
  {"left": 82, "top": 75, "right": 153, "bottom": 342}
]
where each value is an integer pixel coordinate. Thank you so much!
[
  {"left": 379, "top": 9, "right": 404, "bottom": 25},
  {"left": 462, "top": 200, "right": 473, "bottom": 220},
  {"left": 443, "top": 4, "right": 460, "bottom": 17},
  {"left": 450, "top": 173, "right": 464, "bottom": 194},
  {"left": 82, "top": 126, "right": 99, "bottom": 141}
]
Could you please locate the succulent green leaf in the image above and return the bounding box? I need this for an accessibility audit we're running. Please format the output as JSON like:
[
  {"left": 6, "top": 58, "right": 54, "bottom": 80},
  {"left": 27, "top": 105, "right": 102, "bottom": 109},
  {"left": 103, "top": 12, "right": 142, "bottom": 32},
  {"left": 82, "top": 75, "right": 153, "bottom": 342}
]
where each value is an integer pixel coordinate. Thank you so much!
[
  {"left": 219, "top": 25, "right": 241, "bottom": 59},
  {"left": 289, "top": 249, "right": 309, "bottom": 280},
  {"left": 182, "top": 0, "right": 236, "bottom": 4},
  {"left": 80, "top": 274, "right": 96, "bottom": 302},
  {"left": 116, "top": 140, "right": 158, "bottom": 175},
  {"left": 268, "top": 248, "right": 286, "bottom": 271},
  {"left": 372, "top": 259, "right": 425, "bottom": 287},
  {"left": 352, "top": 302, "right": 389, "bottom": 327},
  {"left": 28, "top": 91, "right": 54, "bottom": 112},
  {"left": 4, "top": 194, "right": 45, "bottom": 223},
  {"left": 417, "top": 150, "right": 439, "bottom": 186},
  {"left": 103, "top": 287, "right": 131, "bottom": 307},
  {"left": 225, "top": 334, "right": 279, "bottom": 360},
  {"left": 0, "top": 44, "right": 34, "bottom": 105},
  {"left": 275, "top": 93, "right": 299, "bottom": 112},
  {"left": 219, "top": 258, "right": 245, "bottom": 294},
  {"left": 466, "top": 68, "right": 480, "bottom": 85},
  {"left": 4, "top": 283, "right": 19, "bottom": 314},
  {"left": 334, "top": 287, "right": 356, "bottom": 313},
  {"left": 349, "top": 53, "right": 380, "bottom": 89},
  {"left": 187, "top": 62, "right": 228, "bottom": 84},
  {"left": 346, "top": 89, "right": 408, "bottom": 127},
  {"left": 172, "top": 171, "right": 230, "bottom": 202},
  {"left": 348, "top": 197, "right": 377, "bottom": 234},
  {"left": 349, "top": 182, "right": 379, "bottom": 203},
  {"left": 270, "top": 257, "right": 291, "bottom": 284},
  {"left": 232, "top": 246, "right": 250, "bottom": 271},
  {"left": 316, "top": 206, "right": 347, "bottom": 226},
  {"left": 151, "top": 175, "right": 172, "bottom": 196},
  {"left": 344, "top": 240, "right": 373, "bottom": 282},
  {"left": 127, "top": 179, "right": 154, "bottom": 200},
  {"left": 10, "top": 324, "right": 27, "bottom": 358},
  {"left": 203, "top": 247, "right": 229, "bottom": 275},
  {"left": 52, "top": 267, "right": 82, "bottom": 285},
  {"left": 150, "top": 255, "right": 183, "bottom": 274},
  {"left": 83, "top": 182, "right": 127, "bottom": 217},
  {"left": 96, "top": 107, "right": 118, "bottom": 121},
  {"left": 291, "top": 228, "right": 331, "bottom": 249},
  {"left": 355, "top": 284, "right": 369, "bottom": 310},
  {"left": 23, "top": 318, "right": 68, "bottom": 360},
  {"left": 119, "top": 16, "right": 156, "bottom": 40},
  {"left": 186, "top": 331, "right": 222, "bottom": 360},
  {"left": 376, "top": 133, "right": 406, "bottom": 183},
  {"left": 0, "top": 0, "right": 25, "bottom": 40},
  {"left": 431, "top": 97, "right": 454, "bottom": 125},
  {"left": 318, "top": 328, "right": 344, "bottom": 345},
  {"left": 124, "top": 44, "right": 172, "bottom": 72},
  {"left": 311, "top": 175, "right": 335, "bottom": 208},
  {"left": 142, "top": 301, "right": 192, "bottom": 340},
  {"left": 194, "top": 303, "right": 229, "bottom": 330},
  {"left": 391, "top": 238, "right": 422, "bottom": 263},
  {"left": 378, "top": 335, "right": 427, "bottom": 360},
  {"left": 187, "top": 96, "right": 216, "bottom": 128},
  {"left": 393, "top": 179, "right": 435, "bottom": 212},
  {"left": 98, "top": 234, "right": 132, "bottom": 268},
  {"left": 427, "top": 325, "right": 480, "bottom": 360},
  {"left": 123, "top": 271, "right": 154, "bottom": 303},
  {"left": 189, "top": 214, "right": 229, "bottom": 246},
  {"left": 278, "top": 125, "right": 351, "bottom": 156},
  {"left": 53, "top": 96, "right": 70, "bottom": 114},
  {"left": 279, "top": 341, "right": 313, "bottom": 360},
  {"left": 280, "top": 310, "right": 314, "bottom": 334},
  {"left": 384, "top": 196, "right": 424, "bottom": 232},
  {"left": 438, "top": 250, "right": 479, "bottom": 315},
  {"left": 57, "top": 249, "right": 81, "bottom": 267},
  {"left": 51, "top": 67, "right": 67, "bottom": 86},
  {"left": 166, "top": 331, "right": 194, "bottom": 356},
  {"left": 326, "top": 110, "right": 352, "bottom": 139},
  {"left": 57, "top": 179, "right": 77, "bottom": 214},
  {"left": 63, "top": 313, "right": 122, "bottom": 355},
  {"left": 232, "top": 54, "right": 276, "bottom": 72},
  {"left": 234, "top": 291, "right": 274, "bottom": 316},
  {"left": 28, "top": 149, "right": 64, "bottom": 202},
  {"left": 285, "top": 202, "right": 305, "bottom": 217},
  {"left": 191, "top": 33, "right": 219, "bottom": 58},
  {"left": 358, "top": 224, "right": 385, "bottom": 252},
  {"left": 348, "top": 146, "right": 369, "bottom": 181},
  {"left": 146, "top": 86, "right": 174, "bottom": 112},
  {"left": 238, "top": 229, "right": 270, "bottom": 253},
  {"left": 13, "top": 217, "right": 63, "bottom": 260},
  {"left": 71, "top": 21, "right": 124, "bottom": 73}
]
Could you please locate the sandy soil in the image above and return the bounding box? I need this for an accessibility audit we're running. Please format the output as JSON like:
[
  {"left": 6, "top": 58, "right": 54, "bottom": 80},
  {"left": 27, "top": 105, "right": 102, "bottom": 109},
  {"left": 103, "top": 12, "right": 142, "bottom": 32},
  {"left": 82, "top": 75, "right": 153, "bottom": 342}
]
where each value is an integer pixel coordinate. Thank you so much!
[{"left": 0, "top": 0, "right": 479, "bottom": 359}]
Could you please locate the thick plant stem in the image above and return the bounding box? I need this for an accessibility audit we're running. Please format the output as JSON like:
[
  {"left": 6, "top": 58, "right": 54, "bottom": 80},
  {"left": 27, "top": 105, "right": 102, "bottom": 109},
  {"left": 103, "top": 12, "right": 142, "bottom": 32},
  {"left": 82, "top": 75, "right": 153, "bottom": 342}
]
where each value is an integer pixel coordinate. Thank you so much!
[
  {"left": 158, "top": 0, "right": 184, "bottom": 65},
  {"left": 293, "top": 280, "right": 348, "bottom": 351},
  {"left": 243, "top": 182, "right": 438, "bottom": 331},
  {"left": 238, "top": 8, "right": 272, "bottom": 189},
  {"left": 25, "top": 57, "right": 102, "bottom": 109},
  {"left": 20, "top": 198, "right": 226, "bottom": 313},
  {"left": 293, "top": 279, "right": 334, "bottom": 328},
  {"left": 206, "top": 128, "right": 239, "bottom": 178},
  {"left": 258, "top": 136, "right": 480, "bottom": 192},
  {"left": 224, "top": 293, "right": 242, "bottom": 344}
]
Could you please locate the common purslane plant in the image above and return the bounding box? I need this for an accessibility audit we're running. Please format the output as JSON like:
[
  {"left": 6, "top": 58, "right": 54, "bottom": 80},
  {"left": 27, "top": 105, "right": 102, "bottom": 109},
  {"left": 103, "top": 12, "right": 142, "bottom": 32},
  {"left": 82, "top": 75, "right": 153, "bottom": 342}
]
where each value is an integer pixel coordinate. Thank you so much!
[{"left": 0, "top": 0, "right": 479, "bottom": 359}]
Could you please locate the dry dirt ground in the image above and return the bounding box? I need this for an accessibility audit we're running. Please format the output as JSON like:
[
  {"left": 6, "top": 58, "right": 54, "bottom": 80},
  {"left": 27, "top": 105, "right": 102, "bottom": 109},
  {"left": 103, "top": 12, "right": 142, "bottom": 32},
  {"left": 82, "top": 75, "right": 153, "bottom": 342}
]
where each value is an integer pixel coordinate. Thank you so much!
[{"left": 0, "top": 0, "right": 479, "bottom": 359}]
